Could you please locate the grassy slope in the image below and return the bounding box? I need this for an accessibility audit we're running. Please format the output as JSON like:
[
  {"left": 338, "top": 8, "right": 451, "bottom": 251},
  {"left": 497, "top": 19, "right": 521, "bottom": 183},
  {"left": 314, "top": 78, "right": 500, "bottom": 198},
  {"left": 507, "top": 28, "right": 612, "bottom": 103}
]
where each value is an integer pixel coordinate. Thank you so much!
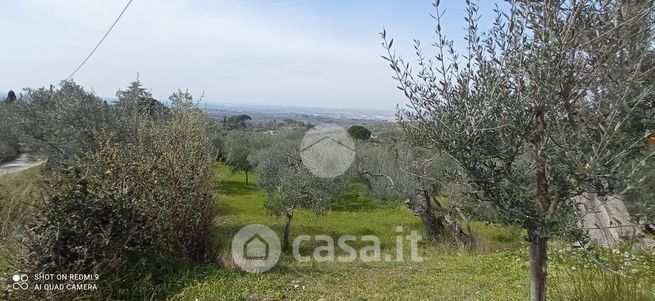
[
  {"left": 162, "top": 166, "right": 532, "bottom": 300},
  {"left": 0, "top": 165, "right": 44, "bottom": 223},
  {"left": 2, "top": 165, "right": 652, "bottom": 300},
  {"left": 0, "top": 165, "right": 45, "bottom": 271}
]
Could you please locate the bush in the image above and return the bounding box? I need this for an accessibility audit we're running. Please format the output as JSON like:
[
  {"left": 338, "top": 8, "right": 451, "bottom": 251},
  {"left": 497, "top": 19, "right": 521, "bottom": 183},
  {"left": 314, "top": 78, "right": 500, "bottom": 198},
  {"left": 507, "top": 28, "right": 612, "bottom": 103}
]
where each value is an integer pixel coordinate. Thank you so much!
[
  {"left": 13, "top": 89, "right": 216, "bottom": 300},
  {"left": 93, "top": 92, "right": 216, "bottom": 261},
  {"left": 22, "top": 169, "right": 152, "bottom": 274}
]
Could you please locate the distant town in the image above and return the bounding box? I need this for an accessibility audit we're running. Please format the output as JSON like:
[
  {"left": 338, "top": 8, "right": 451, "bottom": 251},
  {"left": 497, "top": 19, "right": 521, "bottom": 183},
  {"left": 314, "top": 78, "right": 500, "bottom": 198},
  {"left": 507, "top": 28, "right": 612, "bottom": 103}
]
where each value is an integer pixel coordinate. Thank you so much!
[{"left": 203, "top": 102, "right": 396, "bottom": 126}]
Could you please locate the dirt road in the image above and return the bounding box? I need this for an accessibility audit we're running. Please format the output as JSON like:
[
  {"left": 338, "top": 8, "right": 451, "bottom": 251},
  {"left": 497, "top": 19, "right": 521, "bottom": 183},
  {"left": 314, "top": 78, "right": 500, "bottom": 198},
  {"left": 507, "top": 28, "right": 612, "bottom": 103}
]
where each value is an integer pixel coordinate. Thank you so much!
[{"left": 0, "top": 154, "right": 44, "bottom": 175}]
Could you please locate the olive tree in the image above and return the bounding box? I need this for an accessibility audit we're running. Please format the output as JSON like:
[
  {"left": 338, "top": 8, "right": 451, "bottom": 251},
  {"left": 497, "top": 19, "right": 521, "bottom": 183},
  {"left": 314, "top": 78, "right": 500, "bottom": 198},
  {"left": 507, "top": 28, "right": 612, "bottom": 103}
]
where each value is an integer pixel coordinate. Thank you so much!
[
  {"left": 2, "top": 81, "right": 111, "bottom": 167},
  {"left": 115, "top": 80, "right": 169, "bottom": 117},
  {"left": 627, "top": 156, "right": 655, "bottom": 224},
  {"left": 355, "top": 140, "right": 474, "bottom": 245},
  {"left": 112, "top": 80, "right": 170, "bottom": 144},
  {"left": 16, "top": 88, "right": 216, "bottom": 300},
  {"left": 382, "top": 1, "right": 654, "bottom": 300},
  {"left": 254, "top": 129, "right": 349, "bottom": 251},
  {"left": 223, "top": 130, "right": 258, "bottom": 184}
]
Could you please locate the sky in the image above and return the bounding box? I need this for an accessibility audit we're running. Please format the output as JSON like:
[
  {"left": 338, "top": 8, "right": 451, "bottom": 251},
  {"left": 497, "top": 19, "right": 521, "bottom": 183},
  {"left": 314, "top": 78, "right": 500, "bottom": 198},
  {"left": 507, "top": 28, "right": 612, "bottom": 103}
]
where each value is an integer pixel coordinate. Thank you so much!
[{"left": 1, "top": 0, "right": 501, "bottom": 110}]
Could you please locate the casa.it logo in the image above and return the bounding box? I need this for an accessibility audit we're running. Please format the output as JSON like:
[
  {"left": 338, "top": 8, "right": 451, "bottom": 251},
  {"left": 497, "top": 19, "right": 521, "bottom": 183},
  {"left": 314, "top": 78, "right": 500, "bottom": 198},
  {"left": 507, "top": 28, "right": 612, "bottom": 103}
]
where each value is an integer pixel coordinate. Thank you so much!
[
  {"left": 231, "top": 224, "right": 281, "bottom": 273},
  {"left": 231, "top": 224, "right": 424, "bottom": 273}
]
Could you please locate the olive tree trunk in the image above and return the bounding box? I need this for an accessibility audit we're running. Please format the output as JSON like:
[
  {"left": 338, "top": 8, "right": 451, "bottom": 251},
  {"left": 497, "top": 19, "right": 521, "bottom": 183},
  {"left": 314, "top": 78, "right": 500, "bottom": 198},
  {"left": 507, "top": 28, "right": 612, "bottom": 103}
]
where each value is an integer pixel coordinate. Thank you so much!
[
  {"left": 529, "top": 106, "right": 549, "bottom": 301},
  {"left": 283, "top": 210, "right": 293, "bottom": 251},
  {"left": 404, "top": 190, "right": 445, "bottom": 239},
  {"left": 528, "top": 233, "right": 548, "bottom": 301}
]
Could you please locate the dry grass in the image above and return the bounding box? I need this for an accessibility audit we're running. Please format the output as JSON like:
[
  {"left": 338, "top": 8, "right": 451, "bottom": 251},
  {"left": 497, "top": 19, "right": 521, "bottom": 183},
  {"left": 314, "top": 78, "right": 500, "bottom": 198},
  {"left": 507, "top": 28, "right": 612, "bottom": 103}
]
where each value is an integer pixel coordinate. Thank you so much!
[
  {"left": 0, "top": 165, "right": 45, "bottom": 238},
  {"left": 0, "top": 165, "right": 45, "bottom": 271}
]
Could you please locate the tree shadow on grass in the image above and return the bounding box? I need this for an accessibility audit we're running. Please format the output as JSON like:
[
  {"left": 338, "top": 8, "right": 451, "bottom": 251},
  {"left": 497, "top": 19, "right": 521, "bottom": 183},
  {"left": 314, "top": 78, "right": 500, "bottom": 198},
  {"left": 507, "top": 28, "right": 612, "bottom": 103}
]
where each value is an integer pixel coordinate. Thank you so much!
[
  {"left": 330, "top": 182, "right": 381, "bottom": 212},
  {"left": 213, "top": 222, "right": 411, "bottom": 258},
  {"left": 215, "top": 180, "right": 259, "bottom": 195}
]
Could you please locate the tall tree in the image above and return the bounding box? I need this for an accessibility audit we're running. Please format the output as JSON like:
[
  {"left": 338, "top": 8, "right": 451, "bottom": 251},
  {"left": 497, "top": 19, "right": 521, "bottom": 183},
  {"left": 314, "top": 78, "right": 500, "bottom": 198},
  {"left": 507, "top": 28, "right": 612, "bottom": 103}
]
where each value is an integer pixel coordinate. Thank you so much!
[
  {"left": 115, "top": 80, "right": 169, "bottom": 118},
  {"left": 226, "top": 114, "right": 252, "bottom": 128},
  {"left": 382, "top": 1, "right": 654, "bottom": 300},
  {"left": 223, "top": 130, "right": 257, "bottom": 184},
  {"left": 6, "top": 90, "right": 16, "bottom": 102},
  {"left": 0, "top": 100, "right": 20, "bottom": 163},
  {"left": 347, "top": 125, "right": 372, "bottom": 140}
]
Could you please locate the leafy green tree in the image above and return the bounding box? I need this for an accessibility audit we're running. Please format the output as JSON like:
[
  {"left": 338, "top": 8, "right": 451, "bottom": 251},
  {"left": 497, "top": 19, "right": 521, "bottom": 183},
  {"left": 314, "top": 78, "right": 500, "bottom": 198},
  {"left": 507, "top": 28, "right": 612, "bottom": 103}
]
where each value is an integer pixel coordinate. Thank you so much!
[
  {"left": 208, "top": 119, "right": 227, "bottom": 161},
  {"left": 223, "top": 131, "right": 257, "bottom": 184},
  {"left": 347, "top": 125, "right": 372, "bottom": 140},
  {"left": 226, "top": 114, "right": 252, "bottom": 128},
  {"left": 115, "top": 80, "right": 169, "bottom": 118},
  {"left": 2, "top": 81, "right": 111, "bottom": 167},
  {"left": 6, "top": 90, "right": 16, "bottom": 102},
  {"left": 112, "top": 81, "right": 170, "bottom": 145},
  {"left": 382, "top": 1, "right": 654, "bottom": 299},
  {"left": 254, "top": 129, "right": 349, "bottom": 251},
  {"left": 355, "top": 140, "right": 473, "bottom": 244}
]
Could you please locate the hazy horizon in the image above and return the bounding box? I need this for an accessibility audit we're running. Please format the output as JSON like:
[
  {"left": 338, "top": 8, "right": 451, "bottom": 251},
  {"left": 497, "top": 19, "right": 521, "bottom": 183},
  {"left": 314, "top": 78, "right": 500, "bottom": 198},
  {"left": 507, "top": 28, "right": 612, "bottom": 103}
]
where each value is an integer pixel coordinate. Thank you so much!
[{"left": 204, "top": 100, "right": 397, "bottom": 114}]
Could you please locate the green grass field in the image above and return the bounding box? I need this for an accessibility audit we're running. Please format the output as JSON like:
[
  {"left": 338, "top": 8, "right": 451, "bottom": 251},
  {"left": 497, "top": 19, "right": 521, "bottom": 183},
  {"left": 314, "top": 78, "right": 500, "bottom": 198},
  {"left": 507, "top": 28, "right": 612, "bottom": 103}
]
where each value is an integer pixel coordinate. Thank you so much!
[
  {"left": 149, "top": 166, "right": 533, "bottom": 300},
  {"left": 155, "top": 166, "right": 655, "bottom": 301},
  {"left": 2, "top": 165, "right": 654, "bottom": 300}
]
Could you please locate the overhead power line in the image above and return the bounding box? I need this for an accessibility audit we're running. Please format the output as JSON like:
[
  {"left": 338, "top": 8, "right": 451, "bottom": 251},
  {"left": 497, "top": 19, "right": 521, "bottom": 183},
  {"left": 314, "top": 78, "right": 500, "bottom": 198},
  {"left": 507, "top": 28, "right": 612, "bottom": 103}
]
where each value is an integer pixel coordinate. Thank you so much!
[{"left": 65, "top": 0, "right": 134, "bottom": 81}]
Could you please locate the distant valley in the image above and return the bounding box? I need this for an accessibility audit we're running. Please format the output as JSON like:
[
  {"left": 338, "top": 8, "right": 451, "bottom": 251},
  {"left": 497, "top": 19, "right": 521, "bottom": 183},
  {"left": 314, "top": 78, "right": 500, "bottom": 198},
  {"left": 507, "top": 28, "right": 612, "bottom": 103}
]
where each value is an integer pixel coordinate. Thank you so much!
[{"left": 203, "top": 103, "right": 396, "bottom": 126}]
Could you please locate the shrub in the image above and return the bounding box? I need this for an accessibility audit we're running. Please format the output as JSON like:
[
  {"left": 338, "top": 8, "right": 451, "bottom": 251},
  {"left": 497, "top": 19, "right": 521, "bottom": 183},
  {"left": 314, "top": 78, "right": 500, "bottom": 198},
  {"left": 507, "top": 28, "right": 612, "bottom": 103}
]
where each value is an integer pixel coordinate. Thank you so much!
[
  {"left": 13, "top": 89, "right": 216, "bottom": 300},
  {"left": 84, "top": 89, "right": 216, "bottom": 262},
  {"left": 21, "top": 168, "right": 152, "bottom": 274}
]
